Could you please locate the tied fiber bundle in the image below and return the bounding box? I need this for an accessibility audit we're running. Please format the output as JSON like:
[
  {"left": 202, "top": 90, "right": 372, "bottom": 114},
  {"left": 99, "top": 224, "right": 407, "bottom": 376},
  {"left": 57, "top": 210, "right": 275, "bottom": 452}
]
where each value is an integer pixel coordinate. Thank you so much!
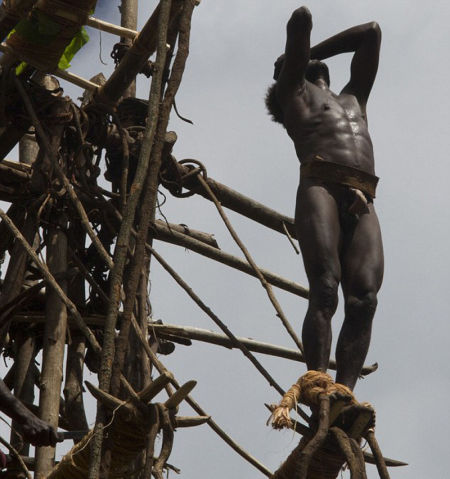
[
  {"left": 272, "top": 436, "right": 346, "bottom": 479},
  {"left": 47, "top": 409, "right": 154, "bottom": 479},
  {"left": 0, "top": 0, "right": 37, "bottom": 42},
  {"left": 269, "top": 371, "right": 356, "bottom": 429},
  {"left": 6, "top": 0, "right": 96, "bottom": 71}
]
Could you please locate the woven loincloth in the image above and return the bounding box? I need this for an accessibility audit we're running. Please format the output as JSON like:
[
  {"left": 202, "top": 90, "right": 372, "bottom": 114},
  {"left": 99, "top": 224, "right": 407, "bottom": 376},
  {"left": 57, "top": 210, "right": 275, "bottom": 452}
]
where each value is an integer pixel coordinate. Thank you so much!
[{"left": 300, "top": 158, "right": 379, "bottom": 199}]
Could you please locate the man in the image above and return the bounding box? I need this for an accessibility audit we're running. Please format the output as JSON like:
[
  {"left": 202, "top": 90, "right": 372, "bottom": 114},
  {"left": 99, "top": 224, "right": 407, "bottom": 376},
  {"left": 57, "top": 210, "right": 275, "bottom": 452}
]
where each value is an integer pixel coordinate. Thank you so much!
[
  {"left": 266, "top": 6, "right": 383, "bottom": 391},
  {"left": 0, "top": 380, "right": 61, "bottom": 447}
]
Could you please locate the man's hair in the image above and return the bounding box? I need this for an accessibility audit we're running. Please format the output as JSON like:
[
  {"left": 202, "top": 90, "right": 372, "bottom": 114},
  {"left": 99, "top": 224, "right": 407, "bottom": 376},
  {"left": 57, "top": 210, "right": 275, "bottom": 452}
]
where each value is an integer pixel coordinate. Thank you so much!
[
  {"left": 265, "top": 83, "right": 284, "bottom": 125},
  {"left": 266, "top": 59, "right": 330, "bottom": 126},
  {"left": 305, "top": 60, "right": 330, "bottom": 86}
]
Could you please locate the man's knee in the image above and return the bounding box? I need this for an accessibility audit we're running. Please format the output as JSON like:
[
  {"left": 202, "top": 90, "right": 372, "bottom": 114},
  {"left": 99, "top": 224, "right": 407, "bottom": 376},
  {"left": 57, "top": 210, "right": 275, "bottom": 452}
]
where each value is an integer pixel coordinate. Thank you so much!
[
  {"left": 309, "top": 276, "right": 339, "bottom": 316},
  {"left": 345, "top": 290, "right": 378, "bottom": 320}
]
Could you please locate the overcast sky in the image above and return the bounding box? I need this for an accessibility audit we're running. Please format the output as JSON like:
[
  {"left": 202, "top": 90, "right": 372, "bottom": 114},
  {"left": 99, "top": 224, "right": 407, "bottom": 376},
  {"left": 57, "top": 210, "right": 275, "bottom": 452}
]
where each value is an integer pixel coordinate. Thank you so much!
[{"left": 4, "top": 1, "right": 450, "bottom": 478}]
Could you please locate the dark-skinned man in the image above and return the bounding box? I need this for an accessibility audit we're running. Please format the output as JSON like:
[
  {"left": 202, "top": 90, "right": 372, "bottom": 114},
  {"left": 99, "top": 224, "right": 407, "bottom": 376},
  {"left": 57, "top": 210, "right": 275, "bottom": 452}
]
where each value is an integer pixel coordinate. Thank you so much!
[
  {"left": 0, "top": 379, "right": 62, "bottom": 447},
  {"left": 266, "top": 6, "right": 383, "bottom": 392}
]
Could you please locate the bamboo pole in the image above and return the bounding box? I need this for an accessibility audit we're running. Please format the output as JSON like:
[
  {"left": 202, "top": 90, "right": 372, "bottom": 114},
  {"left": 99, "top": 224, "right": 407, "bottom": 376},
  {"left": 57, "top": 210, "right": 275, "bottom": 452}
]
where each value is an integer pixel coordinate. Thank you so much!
[
  {"left": 34, "top": 219, "right": 68, "bottom": 478},
  {"left": 87, "top": 16, "right": 137, "bottom": 40}
]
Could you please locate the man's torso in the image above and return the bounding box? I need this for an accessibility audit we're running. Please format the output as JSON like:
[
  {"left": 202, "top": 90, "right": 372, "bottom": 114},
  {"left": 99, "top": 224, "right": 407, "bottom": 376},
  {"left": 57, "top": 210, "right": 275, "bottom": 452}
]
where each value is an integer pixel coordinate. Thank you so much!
[{"left": 281, "top": 81, "right": 376, "bottom": 176}]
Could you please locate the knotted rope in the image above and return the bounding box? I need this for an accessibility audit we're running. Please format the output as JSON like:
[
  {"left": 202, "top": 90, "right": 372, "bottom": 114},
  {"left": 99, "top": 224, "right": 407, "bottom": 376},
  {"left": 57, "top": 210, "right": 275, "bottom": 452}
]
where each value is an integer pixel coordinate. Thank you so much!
[{"left": 270, "top": 371, "right": 356, "bottom": 429}]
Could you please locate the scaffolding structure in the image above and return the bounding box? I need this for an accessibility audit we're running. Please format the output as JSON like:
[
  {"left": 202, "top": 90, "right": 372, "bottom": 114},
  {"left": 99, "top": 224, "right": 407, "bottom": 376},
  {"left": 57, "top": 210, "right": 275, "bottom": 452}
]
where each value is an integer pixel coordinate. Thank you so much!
[{"left": 0, "top": 1, "right": 407, "bottom": 478}]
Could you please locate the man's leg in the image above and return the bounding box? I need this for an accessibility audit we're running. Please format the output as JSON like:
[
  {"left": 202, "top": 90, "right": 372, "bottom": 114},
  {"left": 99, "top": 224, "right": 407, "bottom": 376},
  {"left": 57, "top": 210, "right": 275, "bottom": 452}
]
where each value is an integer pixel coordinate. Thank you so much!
[
  {"left": 296, "top": 179, "right": 342, "bottom": 372},
  {"left": 336, "top": 204, "right": 384, "bottom": 390}
]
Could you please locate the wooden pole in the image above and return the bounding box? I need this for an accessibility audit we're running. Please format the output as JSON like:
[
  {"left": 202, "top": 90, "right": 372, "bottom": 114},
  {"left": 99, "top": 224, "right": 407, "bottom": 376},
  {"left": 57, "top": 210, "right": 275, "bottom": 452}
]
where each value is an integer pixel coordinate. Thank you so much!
[
  {"left": 34, "top": 118, "right": 68, "bottom": 477},
  {"left": 63, "top": 224, "right": 88, "bottom": 436},
  {"left": 10, "top": 327, "right": 37, "bottom": 455},
  {"left": 34, "top": 218, "right": 68, "bottom": 478},
  {"left": 165, "top": 160, "right": 297, "bottom": 238},
  {"left": 88, "top": 1, "right": 174, "bottom": 476},
  {"left": 153, "top": 221, "right": 308, "bottom": 298},
  {"left": 0, "top": 210, "right": 37, "bottom": 341},
  {"left": 119, "top": 0, "right": 138, "bottom": 99},
  {"left": 9, "top": 120, "right": 40, "bottom": 451},
  {"left": 149, "top": 323, "right": 378, "bottom": 376},
  {"left": 95, "top": 0, "right": 185, "bottom": 105},
  {"left": 197, "top": 174, "right": 303, "bottom": 353},
  {"left": 18, "top": 133, "right": 38, "bottom": 166},
  {"left": 87, "top": 16, "right": 137, "bottom": 39}
]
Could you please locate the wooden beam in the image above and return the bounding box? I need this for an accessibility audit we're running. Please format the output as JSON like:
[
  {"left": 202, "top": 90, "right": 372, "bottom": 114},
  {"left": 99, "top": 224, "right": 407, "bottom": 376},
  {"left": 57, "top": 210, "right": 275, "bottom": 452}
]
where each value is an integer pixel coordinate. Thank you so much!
[
  {"left": 35, "top": 222, "right": 68, "bottom": 477},
  {"left": 164, "top": 161, "right": 297, "bottom": 239},
  {"left": 86, "top": 16, "right": 137, "bottom": 39},
  {"left": 149, "top": 323, "right": 378, "bottom": 376},
  {"left": 153, "top": 220, "right": 307, "bottom": 298}
]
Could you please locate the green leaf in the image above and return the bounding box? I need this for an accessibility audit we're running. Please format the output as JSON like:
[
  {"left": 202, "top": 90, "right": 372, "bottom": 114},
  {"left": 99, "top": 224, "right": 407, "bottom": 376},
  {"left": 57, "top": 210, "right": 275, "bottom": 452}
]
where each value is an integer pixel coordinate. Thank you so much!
[{"left": 58, "top": 27, "right": 90, "bottom": 70}]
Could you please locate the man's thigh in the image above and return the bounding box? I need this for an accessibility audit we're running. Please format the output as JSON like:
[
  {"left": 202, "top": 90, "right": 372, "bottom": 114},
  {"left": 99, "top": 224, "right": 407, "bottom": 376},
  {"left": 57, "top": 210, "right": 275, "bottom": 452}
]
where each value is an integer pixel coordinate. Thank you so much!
[
  {"left": 295, "top": 179, "right": 342, "bottom": 282},
  {"left": 341, "top": 203, "right": 384, "bottom": 295}
]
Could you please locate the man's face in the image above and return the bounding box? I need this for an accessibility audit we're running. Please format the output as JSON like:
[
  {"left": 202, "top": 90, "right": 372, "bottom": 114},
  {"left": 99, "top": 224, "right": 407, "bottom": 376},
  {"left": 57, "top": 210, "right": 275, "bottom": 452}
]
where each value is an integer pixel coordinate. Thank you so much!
[{"left": 305, "top": 60, "right": 330, "bottom": 87}]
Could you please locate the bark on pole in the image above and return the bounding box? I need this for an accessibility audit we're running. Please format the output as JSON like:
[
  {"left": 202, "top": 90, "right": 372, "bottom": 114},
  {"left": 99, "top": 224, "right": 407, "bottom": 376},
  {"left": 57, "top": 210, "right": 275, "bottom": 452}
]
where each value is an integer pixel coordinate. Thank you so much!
[
  {"left": 10, "top": 328, "right": 36, "bottom": 456},
  {"left": 0, "top": 211, "right": 37, "bottom": 342},
  {"left": 87, "top": 1, "right": 173, "bottom": 476},
  {"left": 18, "top": 133, "right": 39, "bottom": 166},
  {"left": 34, "top": 219, "right": 68, "bottom": 478},
  {"left": 9, "top": 113, "right": 39, "bottom": 452},
  {"left": 63, "top": 224, "right": 88, "bottom": 435},
  {"left": 34, "top": 119, "right": 69, "bottom": 477},
  {"left": 95, "top": 0, "right": 184, "bottom": 105},
  {"left": 120, "top": 0, "right": 138, "bottom": 99}
]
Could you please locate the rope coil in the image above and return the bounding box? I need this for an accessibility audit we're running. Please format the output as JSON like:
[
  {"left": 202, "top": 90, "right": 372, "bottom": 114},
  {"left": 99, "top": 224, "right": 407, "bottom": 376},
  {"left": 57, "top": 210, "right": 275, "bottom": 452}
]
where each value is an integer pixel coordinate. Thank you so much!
[{"left": 269, "top": 371, "right": 356, "bottom": 429}]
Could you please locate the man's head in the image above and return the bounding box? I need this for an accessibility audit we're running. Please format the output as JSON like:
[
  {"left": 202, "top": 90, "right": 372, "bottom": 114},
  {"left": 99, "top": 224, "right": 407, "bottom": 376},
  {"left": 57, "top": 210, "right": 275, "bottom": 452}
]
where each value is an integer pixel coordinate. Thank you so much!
[
  {"left": 267, "top": 57, "right": 331, "bottom": 125},
  {"left": 305, "top": 60, "right": 330, "bottom": 87},
  {"left": 272, "top": 55, "right": 330, "bottom": 87}
]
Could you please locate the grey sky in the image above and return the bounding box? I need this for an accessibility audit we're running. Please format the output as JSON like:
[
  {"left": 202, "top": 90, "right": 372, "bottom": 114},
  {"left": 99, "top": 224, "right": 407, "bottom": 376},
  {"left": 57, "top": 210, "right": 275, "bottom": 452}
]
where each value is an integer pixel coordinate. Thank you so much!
[{"left": 3, "top": 0, "right": 449, "bottom": 477}]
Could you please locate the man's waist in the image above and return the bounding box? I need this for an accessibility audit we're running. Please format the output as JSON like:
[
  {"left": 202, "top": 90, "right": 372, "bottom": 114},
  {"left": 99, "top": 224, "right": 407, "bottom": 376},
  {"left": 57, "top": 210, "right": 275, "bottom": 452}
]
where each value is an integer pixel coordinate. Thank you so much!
[{"left": 300, "top": 157, "right": 379, "bottom": 199}]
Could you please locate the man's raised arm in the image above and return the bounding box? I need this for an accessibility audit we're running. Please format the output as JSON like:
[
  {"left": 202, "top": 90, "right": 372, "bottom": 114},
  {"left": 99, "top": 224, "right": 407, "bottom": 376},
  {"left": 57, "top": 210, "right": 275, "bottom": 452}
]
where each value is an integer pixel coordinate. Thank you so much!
[
  {"left": 310, "top": 22, "right": 381, "bottom": 105},
  {"left": 276, "top": 7, "right": 312, "bottom": 93}
]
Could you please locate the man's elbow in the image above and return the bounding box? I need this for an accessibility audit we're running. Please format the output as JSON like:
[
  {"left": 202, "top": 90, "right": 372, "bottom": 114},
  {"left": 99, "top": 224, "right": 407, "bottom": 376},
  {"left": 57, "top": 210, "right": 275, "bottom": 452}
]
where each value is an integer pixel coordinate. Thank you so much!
[
  {"left": 366, "top": 21, "right": 382, "bottom": 44},
  {"left": 288, "top": 6, "right": 312, "bottom": 31}
]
